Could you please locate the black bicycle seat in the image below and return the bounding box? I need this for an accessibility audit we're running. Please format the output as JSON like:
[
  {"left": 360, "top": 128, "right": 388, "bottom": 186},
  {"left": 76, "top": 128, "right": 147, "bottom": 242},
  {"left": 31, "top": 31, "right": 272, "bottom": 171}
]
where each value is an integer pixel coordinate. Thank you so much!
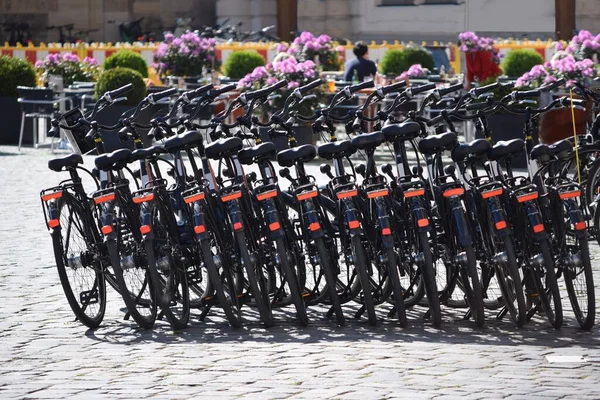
[
  {"left": 277, "top": 144, "right": 317, "bottom": 167},
  {"left": 318, "top": 140, "right": 356, "bottom": 160},
  {"left": 205, "top": 136, "right": 243, "bottom": 160},
  {"left": 351, "top": 131, "right": 385, "bottom": 150},
  {"left": 418, "top": 132, "right": 458, "bottom": 154},
  {"left": 94, "top": 148, "right": 132, "bottom": 171},
  {"left": 488, "top": 139, "right": 524, "bottom": 161},
  {"left": 238, "top": 142, "right": 277, "bottom": 165},
  {"left": 130, "top": 145, "right": 166, "bottom": 161},
  {"left": 164, "top": 130, "right": 203, "bottom": 153},
  {"left": 451, "top": 139, "right": 491, "bottom": 162},
  {"left": 48, "top": 153, "right": 83, "bottom": 172},
  {"left": 381, "top": 121, "right": 420, "bottom": 142}
]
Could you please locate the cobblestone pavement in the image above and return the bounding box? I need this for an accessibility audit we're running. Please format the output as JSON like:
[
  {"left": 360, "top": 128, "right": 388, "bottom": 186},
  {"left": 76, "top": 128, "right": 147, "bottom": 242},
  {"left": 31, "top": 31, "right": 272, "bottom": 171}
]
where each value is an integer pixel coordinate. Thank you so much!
[{"left": 1, "top": 145, "right": 599, "bottom": 399}]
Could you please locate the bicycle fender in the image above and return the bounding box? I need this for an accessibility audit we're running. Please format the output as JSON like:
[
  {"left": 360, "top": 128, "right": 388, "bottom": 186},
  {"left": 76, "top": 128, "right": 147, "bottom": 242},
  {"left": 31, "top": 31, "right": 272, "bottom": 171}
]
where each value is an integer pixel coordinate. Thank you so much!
[
  {"left": 410, "top": 199, "right": 432, "bottom": 233},
  {"left": 303, "top": 199, "right": 325, "bottom": 239},
  {"left": 565, "top": 199, "right": 588, "bottom": 239},
  {"left": 191, "top": 202, "right": 210, "bottom": 240},
  {"left": 488, "top": 198, "right": 510, "bottom": 237},
  {"left": 525, "top": 202, "right": 547, "bottom": 241},
  {"left": 375, "top": 198, "right": 394, "bottom": 249},
  {"left": 451, "top": 201, "right": 472, "bottom": 247},
  {"left": 262, "top": 198, "right": 284, "bottom": 239}
]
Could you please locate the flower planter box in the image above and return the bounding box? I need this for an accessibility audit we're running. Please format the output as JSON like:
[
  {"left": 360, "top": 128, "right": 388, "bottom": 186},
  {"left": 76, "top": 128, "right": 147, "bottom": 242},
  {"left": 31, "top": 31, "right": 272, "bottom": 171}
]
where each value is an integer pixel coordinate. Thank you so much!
[{"left": 0, "top": 96, "right": 33, "bottom": 145}]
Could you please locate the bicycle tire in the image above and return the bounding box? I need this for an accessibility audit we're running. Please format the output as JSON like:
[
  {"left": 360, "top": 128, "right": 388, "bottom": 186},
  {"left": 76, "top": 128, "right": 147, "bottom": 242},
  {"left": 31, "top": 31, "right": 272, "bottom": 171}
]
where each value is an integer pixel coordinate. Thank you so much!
[
  {"left": 145, "top": 240, "right": 190, "bottom": 330},
  {"left": 315, "top": 237, "right": 345, "bottom": 325},
  {"left": 461, "top": 246, "right": 485, "bottom": 327},
  {"left": 533, "top": 240, "right": 563, "bottom": 329},
  {"left": 564, "top": 236, "right": 596, "bottom": 330},
  {"left": 584, "top": 158, "right": 600, "bottom": 207},
  {"left": 419, "top": 232, "right": 442, "bottom": 327},
  {"left": 108, "top": 239, "right": 157, "bottom": 329},
  {"left": 52, "top": 200, "right": 106, "bottom": 328},
  {"left": 495, "top": 237, "right": 527, "bottom": 327},
  {"left": 235, "top": 230, "right": 274, "bottom": 327},
  {"left": 386, "top": 248, "right": 408, "bottom": 327},
  {"left": 200, "top": 239, "right": 242, "bottom": 328},
  {"left": 351, "top": 235, "right": 377, "bottom": 325},
  {"left": 274, "top": 237, "right": 309, "bottom": 326}
]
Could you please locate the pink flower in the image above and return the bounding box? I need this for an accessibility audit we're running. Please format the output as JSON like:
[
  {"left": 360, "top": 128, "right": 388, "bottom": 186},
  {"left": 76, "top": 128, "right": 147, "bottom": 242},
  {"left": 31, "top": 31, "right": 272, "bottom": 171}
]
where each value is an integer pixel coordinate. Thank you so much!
[
  {"left": 276, "top": 43, "right": 288, "bottom": 53},
  {"left": 83, "top": 56, "right": 99, "bottom": 66},
  {"left": 266, "top": 77, "right": 278, "bottom": 85},
  {"left": 163, "top": 32, "right": 174, "bottom": 44},
  {"left": 555, "top": 42, "right": 565, "bottom": 51},
  {"left": 335, "top": 45, "right": 345, "bottom": 52},
  {"left": 34, "top": 60, "right": 43, "bottom": 68},
  {"left": 287, "top": 81, "right": 300, "bottom": 89}
]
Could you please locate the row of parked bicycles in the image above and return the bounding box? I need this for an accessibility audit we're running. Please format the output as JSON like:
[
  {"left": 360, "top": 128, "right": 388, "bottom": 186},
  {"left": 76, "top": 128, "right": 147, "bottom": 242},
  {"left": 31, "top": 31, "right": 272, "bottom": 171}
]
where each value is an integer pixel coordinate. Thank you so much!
[{"left": 41, "top": 76, "right": 597, "bottom": 331}]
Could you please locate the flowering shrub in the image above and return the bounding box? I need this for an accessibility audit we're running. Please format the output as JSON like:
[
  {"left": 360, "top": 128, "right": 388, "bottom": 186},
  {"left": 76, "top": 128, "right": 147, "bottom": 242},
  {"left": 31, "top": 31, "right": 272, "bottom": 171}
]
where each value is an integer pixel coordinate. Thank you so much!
[
  {"left": 277, "top": 31, "right": 343, "bottom": 71},
  {"left": 516, "top": 52, "right": 596, "bottom": 88},
  {"left": 35, "top": 53, "right": 100, "bottom": 86},
  {"left": 458, "top": 31, "right": 500, "bottom": 64},
  {"left": 153, "top": 31, "right": 218, "bottom": 77},
  {"left": 561, "top": 30, "right": 600, "bottom": 62},
  {"left": 238, "top": 53, "right": 323, "bottom": 116},
  {"left": 399, "top": 64, "right": 428, "bottom": 80}
]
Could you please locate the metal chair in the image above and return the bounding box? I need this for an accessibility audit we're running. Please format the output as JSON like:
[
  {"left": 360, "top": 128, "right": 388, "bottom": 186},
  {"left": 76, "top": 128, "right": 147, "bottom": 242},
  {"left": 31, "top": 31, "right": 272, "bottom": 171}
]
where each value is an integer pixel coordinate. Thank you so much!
[{"left": 17, "top": 86, "right": 72, "bottom": 151}]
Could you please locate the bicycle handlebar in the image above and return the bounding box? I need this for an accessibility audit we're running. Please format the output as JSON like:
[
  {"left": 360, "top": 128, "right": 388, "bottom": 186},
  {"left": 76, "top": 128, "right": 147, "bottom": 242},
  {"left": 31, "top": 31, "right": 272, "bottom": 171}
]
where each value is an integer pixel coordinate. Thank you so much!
[
  {"left": 380, "top": 80, "right": 407, "bottom": 95},
  {"left": 103, "top": 83, "right": 133, "bottom": 101},
  {"left": 470, "top": 81, "right": 499, "bottom": 97},
  {"left": 298, "top": 79, "right": 323, "bottom": 95},
  {"left": 436, "top": 82, "right": 463, "bottom": 97},
  {"left": 411, "top": 82, "right": 436, "bottom": 96},
  {"left": 148, "top": 87, "right": 178, "bottom": 103},
  {"left": 512, "top": 89, "right": 541, "bottom": 100},
  {"left": 540, "top": 78, "right": 565, "bottom": 92},
  {"left": 242, "top": 80, "right": 287, "bottom": 101}
]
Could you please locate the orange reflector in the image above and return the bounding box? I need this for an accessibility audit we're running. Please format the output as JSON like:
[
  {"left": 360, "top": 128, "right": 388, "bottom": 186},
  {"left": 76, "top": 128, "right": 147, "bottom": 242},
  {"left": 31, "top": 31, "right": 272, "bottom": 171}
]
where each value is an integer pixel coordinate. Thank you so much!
[
  {"left": 42, "top": 191, "right": 63, "bottom": 201},
  {"left": 417, "top": 218, "right": 429, "bottom": 227},
  {"left": 367, "top": 189, "right": 389, "bottom": 199},
  {"left": 404, "top": 189, "right": 425, "bottom": 198},
  {"left": 337, "top": 189, "right": 358, "bottom": 199},
  {"left": 575, "top": 221, "right": 586, "bottom": 230},
  {"left": 482, "top": 188, "right": 503, "bottom": 199},
  {"left": 533, "top": 224, "right": 544, "bottom": 233},
  {"left": 221, "top": 191, "right": 242, "bottom": 202},
  {"left": 382, "top": 227, "right": 392, "bottom": 236},
  {"left": 194, "top": 225, "right": 206, "bottom": 234},
  {"left": 297, "top": 190, "right": 318, "bottom": 201},
  {"left": 309, "top": 222, "right": 320, "bottom": 231},
  {"left": 101, "top": 225, "right": 113, "bottom": 235},
  {"left": 495, "top": 221, "right": 507, "bottom": 230},
  {"left": 517, "top": 192, "right": 538, "bottom": 203},
  {"left": 269, "top": 222, "right": 281, "bottom": 231},
  {"left": 184, "top": 192, "right": 205, "bottom": 204},
  {"left": 257, "top": 190, "right": 278, "bottom": 201},
  {"left": 94, "top": 193, "right": 115, "bottom": 204},
  {"left": 139, "top": 225, "right": 151, "bottom": 234},
  {"left": 47, "top": 219, "right": 60, "bottom": 228},
  {"left": 233, "top": 222, "right": 243, "bottom": 231},
  {"left": 132, "top": 193, "right": 154, "bottom": 204},
  {"left": 348, "top": 220, "right": 360, "bottom": 229},
  {"left": 443, "top": 188, "right": 464, "bottom": 198},
  {"left": 559, "top": 190, "right": 581, "bottom": 200}
]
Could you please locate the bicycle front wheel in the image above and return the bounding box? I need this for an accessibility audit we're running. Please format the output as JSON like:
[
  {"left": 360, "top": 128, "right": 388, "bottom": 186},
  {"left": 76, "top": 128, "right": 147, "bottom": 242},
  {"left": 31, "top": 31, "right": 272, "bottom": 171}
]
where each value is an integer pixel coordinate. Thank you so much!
[
  {"left": 564, "top": 236, "right": 595, "bottom": 330},
  {"left": 461, "top": 246, "right": 485, "bottom": 327},
  {"left": 53, "top": 200, "right": 106, "bottom": 328}
]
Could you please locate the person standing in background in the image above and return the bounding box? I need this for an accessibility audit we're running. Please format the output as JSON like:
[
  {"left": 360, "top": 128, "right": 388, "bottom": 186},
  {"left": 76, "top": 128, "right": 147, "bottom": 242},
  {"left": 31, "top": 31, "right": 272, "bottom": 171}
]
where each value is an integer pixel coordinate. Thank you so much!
[{"left": 344, "top": 41, "right": 378, "bottom": 83}]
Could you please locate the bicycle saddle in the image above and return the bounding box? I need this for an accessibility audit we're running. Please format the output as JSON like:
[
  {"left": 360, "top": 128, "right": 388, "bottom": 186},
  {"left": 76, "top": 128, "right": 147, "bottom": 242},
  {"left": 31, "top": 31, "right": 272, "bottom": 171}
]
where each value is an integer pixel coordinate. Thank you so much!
[
  {"left": 530, "top": 144, "right": 553, "bottom": 164},
  {"left": 451, "top": 139, "right": 491, "bottom": 162},
  {"left": 164, "top": 130, "right": 203, "bottom": 153},
  {"left": 382, "top": 121, "right": 420, "bottom": 142},
  {"left": 48, "top": 153, "right": 83, "bottom": 172},
  {"left": 318, "top": 140, "right": 356, "bottom": 160},
  {"left": 351, "top": 131, "right": 385, "bottom": 150},
  {"left": 205, "top": 136, "right": 243, "bottom": 160},
  {"left": 94, "top": 148, "right": 132, "bottom": 171},
  {"left": 487, "top": 139, "right": 524, "bottom": 161},
  {"left": 277, "top": 144, "right": 317, "bottom": 167},
  {"left": 238, "top": 142, "right": 277, "bottom": 165},
  {"left": 418, "top": 132, "right": 458, "bottom": 154},
  {"left": 130, "top": 145, "right": 167, "bottom": 162}
]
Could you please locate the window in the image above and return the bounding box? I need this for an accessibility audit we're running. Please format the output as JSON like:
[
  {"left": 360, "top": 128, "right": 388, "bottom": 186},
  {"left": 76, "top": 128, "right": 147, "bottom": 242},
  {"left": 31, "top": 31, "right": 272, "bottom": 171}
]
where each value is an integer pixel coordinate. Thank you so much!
[{"left": 379, "top": 0, "right": 462, "bottom": 5}]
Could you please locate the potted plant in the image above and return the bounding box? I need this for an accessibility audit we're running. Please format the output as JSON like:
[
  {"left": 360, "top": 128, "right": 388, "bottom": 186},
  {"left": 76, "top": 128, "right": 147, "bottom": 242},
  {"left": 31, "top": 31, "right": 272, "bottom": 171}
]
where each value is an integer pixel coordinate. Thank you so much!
[
  {"left": 103, "top": 50, "right": 149, "bottom": 78},
  {"left": 516, "top": 37, "right": 598, "bottom": 144},
  {"left": 153, "top": 31, "right": 218, "bottom": 85},
  {"left": 502, "top": 49, "right": 544, "bottom": 79},
  {"left": 35, "top": 53, "right": 100, "bottom": 87},
  {"left": 222, "top": 50, "right": 265, "bottom": 81},
  {"left": 278, "top": 32, "right": 344, "bottom": 71},
  {"left": 94, "top": 67, "right": 152, "bottom": 150},
  {"left": 0, "top": 55, "right": 37, "bottom": 144},
  {"left": 239, "top": 52, "right": 324, "bottom": 150},
  {"left": 380, "top": 47, "right": 434, "bottom": 80},
  {"left": 458, "top": 31, "right": 502, "bottom": 90}
]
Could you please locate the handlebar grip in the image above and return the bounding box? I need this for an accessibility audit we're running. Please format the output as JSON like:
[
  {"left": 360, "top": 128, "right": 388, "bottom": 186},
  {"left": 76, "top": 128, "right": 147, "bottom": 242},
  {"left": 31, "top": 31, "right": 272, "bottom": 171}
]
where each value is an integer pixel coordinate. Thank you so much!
[
  {"left": 212, "top": 83, "right": 236, "bottom": 96},
  {"left": 411, "top": 82, "right": 437, "bottom": 95},
  {"left": 244, "top": 80, "right": 287, "bottom": 101},
  {"left": 149, "top": 87, "right": 178, "bottom": 102},
  {"left": 472, "top": 81, "right": 500, "bottom": 96},
  {"left": 426, "top": 114, "right": 444, "bottom": 127},
  {"left": 513, "top": 89, "right": 541, "bottom": 100},
  {"left": 298, "top": 79, "right": 323, "bottom": 94},
  {"left": 348, "top": 80, "right": 375, "bottom": 94},
  {"left": 105, "top": 83, "right": 133, "bottom": 100},
  {"left": 427, "top": 75, "right": 446, "bottom": 83},
  {"left": 437, "top": 83, "right": 463, "bottom": 97},
  {"left": 193, "top": 84, "right": 214, "bottom": 96},
  {"left": 465, "top": 101, "right": 491, "bottom": 111},
  {"left": 380, "top": 80, "right": 407, "bottom": 95},
  {"left": 540, "top": 78, "right": 565, "bottom": 92}
]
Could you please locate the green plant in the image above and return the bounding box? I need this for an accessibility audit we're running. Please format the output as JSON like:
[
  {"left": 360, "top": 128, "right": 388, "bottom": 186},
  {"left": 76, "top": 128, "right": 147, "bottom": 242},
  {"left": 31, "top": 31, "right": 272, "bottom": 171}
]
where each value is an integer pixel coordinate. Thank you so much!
[
  {"left": 223, "top": 51, "right": 265, "bottom": 79},
  {"left": 401, "top": 47, "right": 435, "bottom": 71},
  {"left": 380, "top": 47, "right": 434, "bottom": 76},
  {"left": 35, "top": 53, "right": 100, "bottom": 86},
  {"left": 380, "top": 49, "right": 405, "bottom": 76},
  {"left": 502, "top": 49, "right": 544, "bottom": 78},
  {"left": 103, "top": 50, "right": 148, "bottom": 78},
  {"left": 95, "top": 67, "right": 146, "bottom": 106},
  {"left": 0, "top": 55, "right": 37, "bottom": 97}
]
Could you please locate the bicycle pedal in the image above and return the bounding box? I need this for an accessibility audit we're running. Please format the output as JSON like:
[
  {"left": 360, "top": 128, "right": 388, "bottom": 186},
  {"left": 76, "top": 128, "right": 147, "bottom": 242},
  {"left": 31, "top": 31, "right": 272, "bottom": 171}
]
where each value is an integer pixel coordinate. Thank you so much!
[
  {"left": 462, "top": 309, "right": 472, "bottom": 321},
  {"left": 198, "top": 305, "right": 212, "bottom": 321}
]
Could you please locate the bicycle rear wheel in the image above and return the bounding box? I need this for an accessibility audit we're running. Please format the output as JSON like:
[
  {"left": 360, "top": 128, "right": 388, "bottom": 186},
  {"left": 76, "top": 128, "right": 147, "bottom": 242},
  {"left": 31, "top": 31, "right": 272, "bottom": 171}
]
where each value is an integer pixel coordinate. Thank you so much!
[
  {"left": 495, "top": 238, "right": 527, "bottom": 327},
  {"left": 531, "top": 240, "right": 563, "bottom": 329},
  {"left": 386, "top": 248, "right": 408, "bottom": 327},
  {"left": 274, "top": 237, "right": 308, "bottom": 326},
  {"left": 235, "top": 230, "right": 274, "bottom": 327},
  {"left": 461, "top": 246, "right": 485, "bottom": 327},
  {"left": 53, "top": 200, "right": 106, "bottom": 328},
  {"left": 564, "top": 236, "right": 595, "bottom": 330},
  {"left": 351, "top": 235, "right": 377, "bottom": 325},
  {"left": 419, "top": 232, "right": 442, "bottom": 327}
]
